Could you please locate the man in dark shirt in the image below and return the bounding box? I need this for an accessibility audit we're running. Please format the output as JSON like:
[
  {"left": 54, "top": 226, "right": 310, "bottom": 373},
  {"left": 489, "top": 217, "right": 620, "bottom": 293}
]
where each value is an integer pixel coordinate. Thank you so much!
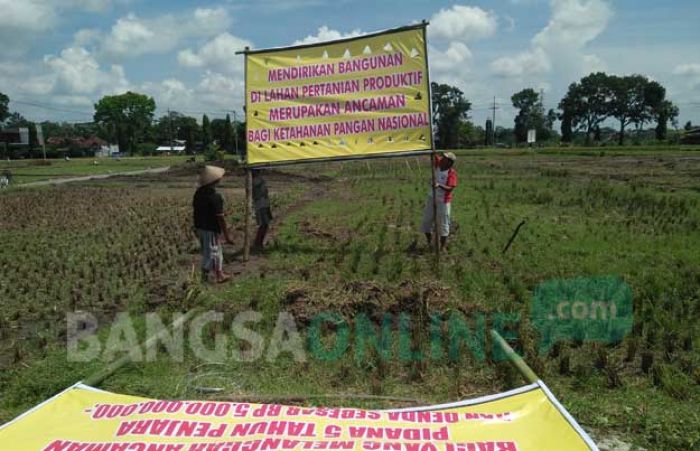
[
  {"left": 252, "top": 169, "right": 272, "bottom": 253},
  {"left": 193, "top": 165, "right": 234, "bottom": 283}
]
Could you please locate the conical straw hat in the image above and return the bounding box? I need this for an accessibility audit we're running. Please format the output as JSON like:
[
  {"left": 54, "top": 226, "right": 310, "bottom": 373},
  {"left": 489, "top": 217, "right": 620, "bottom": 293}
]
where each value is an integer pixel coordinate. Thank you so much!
[{"left": 199, "top": 165, "right": 225, "bottom": 186}]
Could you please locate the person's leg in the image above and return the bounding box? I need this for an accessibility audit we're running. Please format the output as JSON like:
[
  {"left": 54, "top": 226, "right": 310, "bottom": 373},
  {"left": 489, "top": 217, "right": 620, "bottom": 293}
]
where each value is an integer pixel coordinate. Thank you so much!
[
  {"left": 252, "top": 208, "right": 270, "bottom": 252},
  {"left": 439, "top": 203, "right": 451, "bottom": 251},
  {"left": 212, "top": 234, "right": 229, "bottom": 283},
  {"left": 255, "top": 224, "right": 269, "bottom": 248},
  {"left": 420, "top": 196, "right": 435, "bottom": 246},
  {"left": 198, "top": 229, "right": 212, "bottom": 282}
]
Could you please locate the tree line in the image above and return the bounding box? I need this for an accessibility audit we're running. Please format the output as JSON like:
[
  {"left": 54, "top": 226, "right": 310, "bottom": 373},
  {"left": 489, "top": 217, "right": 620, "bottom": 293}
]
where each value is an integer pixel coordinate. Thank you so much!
[
  {"left": 431, "top": 72, "right": 686, "bottom": 149},
  {"left": 0, "top": 91, "right": 244, "bottom": 157},
  {"left": 1, "top": 70, "right": 693, "bottom": 157}
]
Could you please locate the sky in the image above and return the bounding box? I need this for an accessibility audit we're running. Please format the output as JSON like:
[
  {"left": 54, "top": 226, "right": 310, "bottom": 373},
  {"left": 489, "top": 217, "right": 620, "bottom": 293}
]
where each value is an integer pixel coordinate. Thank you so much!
[{"left": 1, "top": 0, "right": 699, "bottom": 128}]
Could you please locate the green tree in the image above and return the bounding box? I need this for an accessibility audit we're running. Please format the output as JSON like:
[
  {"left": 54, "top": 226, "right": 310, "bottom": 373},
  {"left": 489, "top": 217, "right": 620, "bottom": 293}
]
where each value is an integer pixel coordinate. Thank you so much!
[
  {"left": 685, "top": 121, "right": 693, "bottom": 131},
  {"left": 201, "top": 114, "right": 212, "bottom": 148},
  {"left": 154, "top": 111, "right": 179, "bottom": 145},
  {"left": 608, "top": 74, "right": 648, "bottom": 145},
  {"left": 642, "top": 81, "right": 679, "bottom": 141},
  {"left": 560, "top": 107, "right": 573, "bottom": 143},
  {"left": 655, "top": 100, "right": 679, "bottom": 141},
  {"left": 93, "top": 92, "right": 156, "bottom": 154},
  {"left": 235, "top": 120, "right": 245, "bottom": 157},
  {"left": 0, "top": 92, "right": 9, "bottom": 123},
  {"left": 223, "top": 114, "right": 234, "bottom": 152},
  {"left": 431, "top": 82, "right": 471, "bottom": 149},
  {"left": 512, "top": 88, "right": 542, "bottom": 143},
  {"left": 177, "top": 116, "right": 199, "bottom": 153},
  {"left": 559, "top": 72, "right": 611, "bottom": 145}
]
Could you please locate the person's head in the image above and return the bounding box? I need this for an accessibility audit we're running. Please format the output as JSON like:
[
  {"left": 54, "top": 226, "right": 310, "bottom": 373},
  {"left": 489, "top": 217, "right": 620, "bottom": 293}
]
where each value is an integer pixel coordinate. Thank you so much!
[
  {"left": 199, "top": 165, "right": 225, "bottom": 187},
  {"left": 440, "top": 152, "right": 456, "bottom": 170}
]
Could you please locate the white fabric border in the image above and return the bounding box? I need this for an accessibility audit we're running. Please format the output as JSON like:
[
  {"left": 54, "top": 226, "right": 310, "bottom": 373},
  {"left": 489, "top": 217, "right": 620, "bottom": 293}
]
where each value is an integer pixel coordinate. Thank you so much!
[
  {"left": 385, "top": 383, "right": 540, "bottom": 412},
  {"left": 538, "top": 380, "right": 599, "bottom": 451},
  {"left": 0, "top": 382, "right": 83, "bottom": 432}
]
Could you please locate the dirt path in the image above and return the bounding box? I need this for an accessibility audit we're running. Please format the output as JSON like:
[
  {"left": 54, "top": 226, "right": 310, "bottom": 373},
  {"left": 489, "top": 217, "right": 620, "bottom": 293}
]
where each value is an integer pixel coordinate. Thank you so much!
[{"left": 18, "top": 166, "right": 171, "bottom": 187}]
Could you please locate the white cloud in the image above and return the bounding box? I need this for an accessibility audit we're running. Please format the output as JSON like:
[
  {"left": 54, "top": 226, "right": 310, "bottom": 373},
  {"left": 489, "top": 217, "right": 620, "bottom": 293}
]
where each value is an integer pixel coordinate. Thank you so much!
[
  {"left": 293, "top": 26, "right": 362, "bottom": 45},
  {"left": 0, "top": 0, "right": 125, "bottom": 55},
  {"left": 140, "top": 71, "right": 244, "bottom": 114},
  {"left": 73, "top": 28, "right": 101, "bottom": 46},
  {"left": 429, "top": 5, "right": 498, "bottom": 42},
  {"left": 0, "top": 0, "right": 56, "bottom": 55},
  {"left": 141, "top": 78, "right": 193, "bottom": 109},
  {"left": 533, "top": 0, "right": 612, "bottom": 52},
  {"left": 674, "top": 64, "right": 700, "bottom": 77},
  {"left": 0, "top": 0, "right": 56, "bottom": 31},
  {"left": 66, "top": 0, "right": 115, "bottom": 13},
  {"left": 0, "top": 44, "right": 131, "bottom": 121},
  {"left": 673, "top": 63, "right": 700, "bottom": 92},
  {"left": 43, "top": 46, "right": 130, "bottom": 95},
  {"left": 490, "top": 0, "right": 612, "bottom": 79},
  {"left": 430, "top": 42, "right": 473, "bottom": 74},
  {"left": 101, "top": 7, "right": 231, "bottom": 57},
  {"left": 491, "top": 47, "right": 551, "bottom": 77},
  {"left": 178, "top": 33, "right": 252, "bottom": 74}
]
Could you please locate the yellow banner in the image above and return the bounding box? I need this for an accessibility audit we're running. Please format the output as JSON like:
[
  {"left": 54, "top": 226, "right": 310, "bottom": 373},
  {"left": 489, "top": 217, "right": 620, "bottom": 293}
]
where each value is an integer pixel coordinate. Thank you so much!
[
  {"left": 0, "top": 382, "right": 598, "bottom": 450},
  {"left": 244, "top": 25, "right": 433, "bottom": 165}
]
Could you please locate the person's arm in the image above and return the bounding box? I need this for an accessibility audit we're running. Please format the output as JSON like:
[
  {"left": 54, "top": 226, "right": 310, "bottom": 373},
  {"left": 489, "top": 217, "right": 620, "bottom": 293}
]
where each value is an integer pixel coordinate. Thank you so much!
[
  {"left": 436, "top": 170, "right": 457, "bottom": 192},
  {"left": 217, "top": 215, "right": 234, "bottom": 244}
]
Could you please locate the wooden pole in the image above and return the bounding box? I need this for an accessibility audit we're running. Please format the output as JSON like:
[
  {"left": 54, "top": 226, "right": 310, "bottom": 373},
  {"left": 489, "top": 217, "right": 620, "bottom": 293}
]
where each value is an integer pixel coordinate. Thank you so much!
[
  {"left": 242, "top": 45, "right": 252, "bottom": 262},
  {"left": 244, "top": 168, "right": 252, "bottom": 261},
  {"left": 429, "top": 154, "right": 440, "bottom": 262},
  {"left": 490, "top": 329, "right": 539, "bottom": 384},
  {"left": 421, "top": 20, "right": 440, "bottom": 265}
]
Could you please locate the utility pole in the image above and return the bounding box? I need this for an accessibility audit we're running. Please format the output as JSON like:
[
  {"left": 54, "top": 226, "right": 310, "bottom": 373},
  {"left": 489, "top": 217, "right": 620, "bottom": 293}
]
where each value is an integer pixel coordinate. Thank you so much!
[
  {"left": 233, "top": 110, "right": 239, "bottom": 159},
  {"left": 491, "top": 96, "right": 498, "bottom": 146},
  {"left": 167, "top": 108, "right": 173, "bottom": 153}
]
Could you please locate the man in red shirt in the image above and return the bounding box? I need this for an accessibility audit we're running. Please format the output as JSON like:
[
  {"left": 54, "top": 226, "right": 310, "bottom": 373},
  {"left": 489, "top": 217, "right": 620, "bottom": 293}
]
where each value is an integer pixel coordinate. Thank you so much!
[{"left": 420, "top": 152, "right": 457, "bottom": 251}]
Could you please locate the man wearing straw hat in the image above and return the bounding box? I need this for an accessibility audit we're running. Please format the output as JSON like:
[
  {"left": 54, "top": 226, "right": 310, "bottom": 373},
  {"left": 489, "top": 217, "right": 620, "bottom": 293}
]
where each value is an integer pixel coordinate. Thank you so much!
[
  {"left": 193, "top": 165, "right": 234, "bottom": 283},
  {"left": 420, "top": 152, "right": 458, "bottom": 251}
]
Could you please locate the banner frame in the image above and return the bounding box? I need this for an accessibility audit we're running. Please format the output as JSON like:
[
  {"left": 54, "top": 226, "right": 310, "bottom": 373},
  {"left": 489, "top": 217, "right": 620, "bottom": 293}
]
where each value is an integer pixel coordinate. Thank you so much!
[
  {"left": 236, "top": 22, "right": 429, "bottom": 56},
  {"left": 239, "top": 22, "right": 434, "bottom": 168},
  {"left": 245, "top": 149, "right": 432, "bottom": 169}
]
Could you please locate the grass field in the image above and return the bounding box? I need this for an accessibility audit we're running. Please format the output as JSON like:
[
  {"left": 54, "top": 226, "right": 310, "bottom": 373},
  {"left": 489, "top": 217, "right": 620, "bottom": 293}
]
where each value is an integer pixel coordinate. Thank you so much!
[
  {"left": 0, "top": 155, "right": 190, "bottom": 184},
  {"left": 1, "top": 148, "right": 699, "bottom": 450}
]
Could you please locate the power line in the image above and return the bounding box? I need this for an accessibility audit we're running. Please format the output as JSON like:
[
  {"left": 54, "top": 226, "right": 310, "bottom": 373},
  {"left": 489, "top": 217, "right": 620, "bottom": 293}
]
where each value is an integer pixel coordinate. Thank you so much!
[{"left": 9, "top": 99, "right": 94, "bottom": 117}]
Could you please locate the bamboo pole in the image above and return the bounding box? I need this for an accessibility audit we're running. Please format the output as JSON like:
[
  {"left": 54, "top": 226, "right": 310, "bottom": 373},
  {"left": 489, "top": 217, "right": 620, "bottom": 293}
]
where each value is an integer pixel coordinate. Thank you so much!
[
  {"left": 242, "top": 45, "right": 252, "bottom": 262},
  {"left": 83, "top": 309, "right": 200, "bottom": 387},
  {"left": 421, "top": 21, "right": 440, "bottom": 266},
  {"left": 429, "top": 154, "right": 440, "bottom": 263},
  {"left": 490, "top": 329, "right": 539, "bottom": 384}
]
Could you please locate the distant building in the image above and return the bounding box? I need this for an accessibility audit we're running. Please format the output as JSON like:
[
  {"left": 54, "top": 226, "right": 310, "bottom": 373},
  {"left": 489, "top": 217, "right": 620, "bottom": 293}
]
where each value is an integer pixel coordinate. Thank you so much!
[
  {"left": 47, "top": 136, "right": 107, "bottom": 150},
  {"left": 681, "top": 128, "right": 700, "bottom": 145},
  {"left": 0, "top": 129, "right": 21, "bottom": 144},
  {"left": 156, "top": 140, "right": 186, "bottom": 154}
]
